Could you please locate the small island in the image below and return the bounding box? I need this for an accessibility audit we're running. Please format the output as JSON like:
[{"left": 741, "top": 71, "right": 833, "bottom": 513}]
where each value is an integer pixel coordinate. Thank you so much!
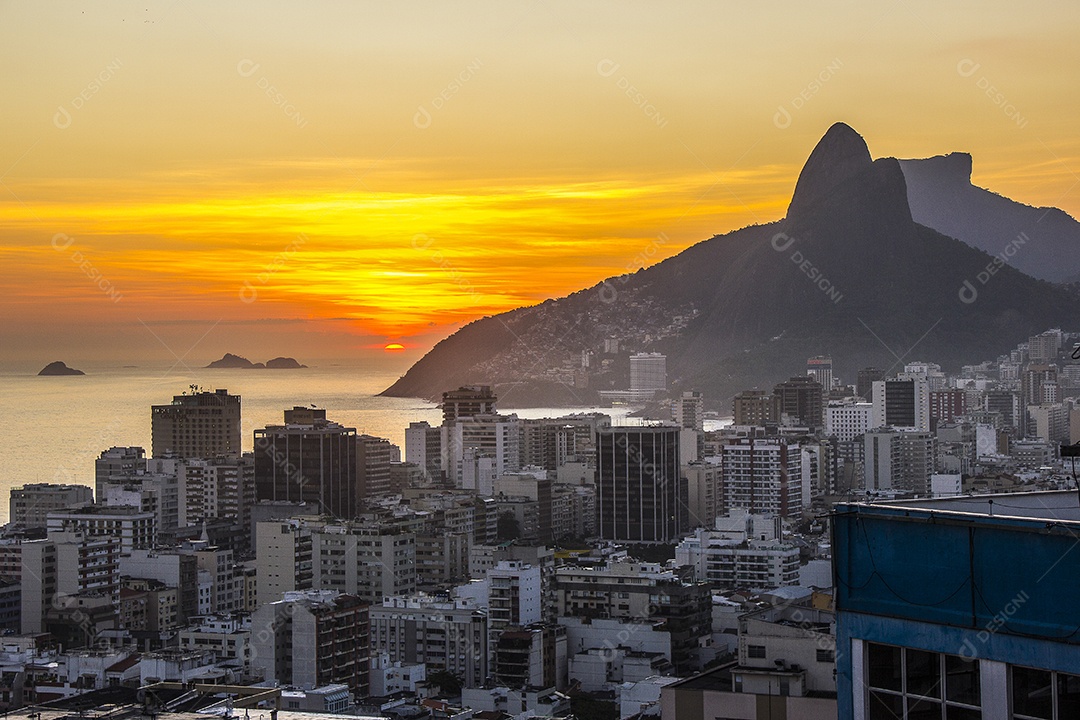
[
  {"left": 38, "top": 361, "right": 85, "bottom": 376},
  {"left": 205, "top": 353, "right": 307, "bottom": 370}
]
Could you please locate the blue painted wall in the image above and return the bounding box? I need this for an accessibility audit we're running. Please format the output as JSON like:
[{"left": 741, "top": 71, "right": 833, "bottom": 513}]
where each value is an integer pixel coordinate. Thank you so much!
[{"left": 833, "top": 503, "right": 1080, "bottom": 719}]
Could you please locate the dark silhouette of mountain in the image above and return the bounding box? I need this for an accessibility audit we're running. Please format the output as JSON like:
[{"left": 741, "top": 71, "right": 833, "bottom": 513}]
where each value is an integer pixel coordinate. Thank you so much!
[
  {"left": 38, "top": 361, "right": 85, "bottom": 376},
  {"left": 899, "top": 152, "right": 1080, "bottom": 283},
  {"left": 383, "top": 123, "right": 1080, "bottom": 409},
  {"left": 206, "top": 353, "right": 306, "bottom": 369}
]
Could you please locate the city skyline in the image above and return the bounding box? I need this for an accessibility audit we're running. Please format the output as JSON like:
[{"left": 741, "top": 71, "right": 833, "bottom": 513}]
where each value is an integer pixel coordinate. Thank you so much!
[{"left": 3, "top": 2, "right": 1079, "bottom": 364}]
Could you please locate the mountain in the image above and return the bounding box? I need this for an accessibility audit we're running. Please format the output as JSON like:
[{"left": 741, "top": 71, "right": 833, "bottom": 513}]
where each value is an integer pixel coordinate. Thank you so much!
[
  {"left": 899, "top": 152, "right": 1080, "bottom": 283},
  {"left": 383, "top": 123, "right": 1080, "bottom": 409},
  {"left": 38, "top": 361, "right": 85, "bottom": 376}
]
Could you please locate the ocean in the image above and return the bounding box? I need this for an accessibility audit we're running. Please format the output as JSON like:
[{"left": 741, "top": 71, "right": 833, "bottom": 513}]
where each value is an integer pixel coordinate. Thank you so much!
[{"left": 0, "top": 360, "right": 637, "bottom": 524}]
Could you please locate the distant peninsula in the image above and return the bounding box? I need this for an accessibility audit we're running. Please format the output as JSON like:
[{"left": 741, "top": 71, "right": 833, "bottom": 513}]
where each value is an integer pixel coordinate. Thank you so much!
[
  {"left": 205, "top": 353, "right": 307, "bottom": 369},
  {"left": 38, "top": 361, "right": 85, "bottom": 376}
]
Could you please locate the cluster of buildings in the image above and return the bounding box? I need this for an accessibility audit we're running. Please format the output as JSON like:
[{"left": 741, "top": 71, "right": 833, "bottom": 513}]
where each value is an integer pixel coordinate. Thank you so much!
[{"left": 4, "top": 327, "right": 1080, "bottom": 719}]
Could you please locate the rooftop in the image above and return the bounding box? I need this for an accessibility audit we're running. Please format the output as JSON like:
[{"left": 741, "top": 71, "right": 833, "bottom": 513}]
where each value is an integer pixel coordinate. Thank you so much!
[{"left": 862, "top": 489, "right": 1080, "bottom": 526}]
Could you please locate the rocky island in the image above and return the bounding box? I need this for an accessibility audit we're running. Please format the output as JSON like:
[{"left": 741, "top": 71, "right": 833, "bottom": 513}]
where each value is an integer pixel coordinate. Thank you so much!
[
  {"left": 205, "top": 353, "right": 307, "bottom": 369},
  {"left": 38, "top": 361, "right": 85, "bottom": 376}
]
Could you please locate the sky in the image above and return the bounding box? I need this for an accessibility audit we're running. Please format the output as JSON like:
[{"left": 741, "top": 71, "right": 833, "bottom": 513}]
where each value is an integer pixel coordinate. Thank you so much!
[{"left": 2, "top": 1, "right": 1078, "bottom": 368}]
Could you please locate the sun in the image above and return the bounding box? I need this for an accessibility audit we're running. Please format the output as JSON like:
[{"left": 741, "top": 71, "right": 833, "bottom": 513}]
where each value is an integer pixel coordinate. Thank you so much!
[{"left": 384, "top": 343, "right": 405, "bottom": 352}]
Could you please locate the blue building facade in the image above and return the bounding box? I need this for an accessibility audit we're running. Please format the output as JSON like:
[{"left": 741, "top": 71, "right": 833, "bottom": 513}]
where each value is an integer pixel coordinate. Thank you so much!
[{"left": 833, "top": 491, "right": 1080, "bottom": 719}]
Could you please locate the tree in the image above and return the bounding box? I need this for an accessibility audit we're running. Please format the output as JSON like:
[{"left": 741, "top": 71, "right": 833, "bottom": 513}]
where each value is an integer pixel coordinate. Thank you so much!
[
  {"left": 497, "top": 510, "right": 521, "bottom": 541},
  {"left": 428, "top": 670, "right": 462, "bottom": 697}
]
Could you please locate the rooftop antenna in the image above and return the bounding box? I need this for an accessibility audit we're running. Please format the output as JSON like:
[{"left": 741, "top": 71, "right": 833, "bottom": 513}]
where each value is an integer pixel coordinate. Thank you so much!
[{"left": 1061, "top": 442, "right": 1080, "bottom": 506}]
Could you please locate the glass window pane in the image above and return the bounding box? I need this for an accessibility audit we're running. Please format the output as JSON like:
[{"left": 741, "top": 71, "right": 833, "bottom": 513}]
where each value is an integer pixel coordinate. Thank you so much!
[
  {"left": 946, "top": 707, "right": 981, "bottom": 720},
  {"left": 868, "top": 642, "right": 902, "bottom": 691},
  {"left": 945, "top": 653, "right": 981, "bottom": 706},
  {"left": 868, "top": 690, "right": 903, "bottom": 720},
  {"left": 1012, "top": 665, "right": 1052, "bottom": 720},
  {"left": 1057, "top": 672, "right": 1080, "bottom": 718},
  {"left": 907, "top": 697, "right": 941, "bottom": 720},
  {"left": 906, "top": 648, "right": 942, "bottom": 698}
]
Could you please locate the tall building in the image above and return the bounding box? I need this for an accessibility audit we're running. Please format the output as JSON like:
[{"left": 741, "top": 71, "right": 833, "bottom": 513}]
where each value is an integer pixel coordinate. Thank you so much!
[
  {"left": 721, "top": 438, "right": 803, "bottom": 518},
  {"left": 1028, "top": 403, "right": 1069, "bottom": 443},
  {"left": 596, "top": 426, "right": 685, "bottom": 543},
  {"left": 676, "top": 526, "right": 800, "bottom": 589},
  {"left": 47, "top": 504, "right": 156, "bottom": 553},
  {"left": 929, "top": 389, "right": 967, "bottom": 426},
  {"left": 773, "top": 376, "right": 824, "bottom": 428},
  {"left": 826, "top": 401, "right": 873, "bottom": 442},
  {"left": 871, "top": 378, "right": 930, "bottom": 431},
  {"left": 357, "top": 434, "right": 395, "bottom": 501},
  {"left": 151, "top": 388, "right": 241, "bottom": 459},
  {"left": 96, "top": 446, "right": 146, "bottom": 499},
  {"left": 986, "top": 389, "right": 1020, "bottom": 431},
  {"left": 806, "top": 355, "right": 834, "bottom": 391},
  {"left": 1021, "top": 364, "right": 1058, "bottom": 409},
  {"left": 99, "top": 468, "right": 180, "bottom": 540},
  {"left": 251, "top": 590, "right": 370, "bottom": 698},
  {"left": 405, "top": 421, "right": 443, "bottom": 480},
  {"left": 179, "top": 456, "right": 256, "bottom": 530},
  {"left": 256, "top": 517, "right": 416, "bottom": 606},
  {"left": 902, "top": 361, "right": 946, "bottom": 390},
  {"left": 446, "top": 414, "right": 521, "bottom": 485},
  {"left": 370, "top": 595, "right": 489, "bottom": 688},
  {"left": 833, "top": 492, "right": 1080, "bottom": 720},
  {"left": 732, "top": 389, "right": 781, "bottom": 426},
  {"left": 864, "top": 429, "right": 934, "bottom": 493},
  {"left": 442, "top": 385, "right": 497, "bottom": 426},
  {"left": 555, "top": 561, "right": 711, "bottom": 674},
  {"left": 1028, "top": 330, "right": 1061, "bottom": 363},
  {"left": 672, "top": 391, "right": 704, "bottom": 431},
  {"left": 120, "top": 548, "right": 200, "bottom": 625},
  {"left": 493, "top": 624, "right": 567, "bottom": 691},
  {"left": 255, "top": 518, "right": 314, "bottom": 605},
  {"left": 519, "top": 414, "right": 609, "bottom": 473},
  {"left": 9, "top": 484, "right": 93, "bottom": 531},
  {"left": 630, "top": 353, "right": 667, "bottom": 393},
  {"left": 254, "top": 407, "right": 359, "bottom": 520},
  {"left": 856, "top": 367, "right": 885, "bottom": 402},
  {"left": 22, "top": 530, "right": 121, "bottom": 636},
  {"left": 683, "top": 462, "right": 722, "bottom": 529}
]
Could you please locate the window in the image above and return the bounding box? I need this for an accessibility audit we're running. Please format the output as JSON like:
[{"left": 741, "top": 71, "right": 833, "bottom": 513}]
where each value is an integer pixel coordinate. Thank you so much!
[
  {"left": 866, "top": 642, "right": 981, "bottom": 720},
  {"left": 817, "top": 648, "right": 835, "bottom": 663},
  {"left": 1012, "top": 665, "right": 1080, "bottom": 720},
  {"left": 747, "top": 644, "right": 766, "bottom": 659}
]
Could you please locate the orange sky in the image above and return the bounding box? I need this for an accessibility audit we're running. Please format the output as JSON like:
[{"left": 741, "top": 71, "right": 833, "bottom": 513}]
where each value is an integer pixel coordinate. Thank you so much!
[{"left": 2, "top": 1, "right": 1078, "bottom": 366}]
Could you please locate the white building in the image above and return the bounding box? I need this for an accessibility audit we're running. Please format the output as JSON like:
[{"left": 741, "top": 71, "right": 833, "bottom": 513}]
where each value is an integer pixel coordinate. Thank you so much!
[
  {"left": 722, "top": 439, "right": 803, "bottom": 518},
  {"left": 825, "top": 402, "right": 873, "bottom": 442},
  {"left": 446, "top": 414, "right": 521, "bottom": 485},
  {"left": 676, "top": 531, "right": 800, "bottom": 589},
  {"left": 177, "top": 615, "right": 251, "bottom": 668},
  {"left": 47, "top": 504, "right": 156, "bottom": 553},
  {"left": 488, "top": 561, "right": 542, "bottom": 630},
  {"left": 369, "top": 594, "right": 488, "bottom": 689},
  {"left": 930, "top": 473, "right": 962, "bottom": 497},
  {"left": 370, "top": 653, "right": 427, "bottom": 696}
]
